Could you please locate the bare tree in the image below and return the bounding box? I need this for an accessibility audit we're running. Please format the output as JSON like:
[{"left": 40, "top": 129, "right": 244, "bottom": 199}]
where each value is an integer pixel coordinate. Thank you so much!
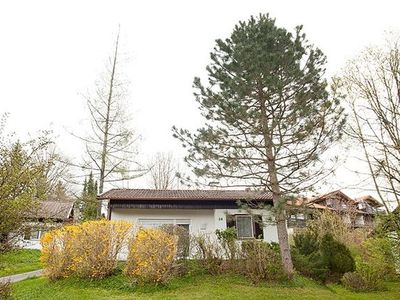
[
  {"left": 341, "top": 35, "right": 400, "bottom": 213},
  {"left": 148, "top": 152, "right": 178, "bottom": 189},
  {"left": 80, "top": 28, "right": 145, "bottom": 195}
]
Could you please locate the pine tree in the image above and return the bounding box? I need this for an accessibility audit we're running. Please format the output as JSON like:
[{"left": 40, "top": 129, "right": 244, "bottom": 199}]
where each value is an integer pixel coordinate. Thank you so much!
[
  {"left": 80, "top": 172, "right": 98, "bottom": 220},
  {"left": 173, "top": 14, "right": 345, "bottom": 275}
]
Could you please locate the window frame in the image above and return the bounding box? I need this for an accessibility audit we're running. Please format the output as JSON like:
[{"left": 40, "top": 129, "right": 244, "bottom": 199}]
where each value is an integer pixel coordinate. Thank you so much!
[
  {"left": 138, "top": 218, "right": 191, "bottom": 231},
  {"left": 235, "top": 215, "right": 254, "bottom": 239},
  {"left": 226, "top": 214, "right": 264, "bottom": 240}
]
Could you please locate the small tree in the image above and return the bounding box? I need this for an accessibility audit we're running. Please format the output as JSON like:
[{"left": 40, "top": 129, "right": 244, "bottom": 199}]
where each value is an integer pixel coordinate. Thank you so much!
[
  {"left": 79, "top": 172, "right": 98, "bottom": 221},
  {"left": 173, "top": 14, "right": 345, "bottom": 275},
  {"left": 0, "top": 121, "right": 60, "bottom": 250}
]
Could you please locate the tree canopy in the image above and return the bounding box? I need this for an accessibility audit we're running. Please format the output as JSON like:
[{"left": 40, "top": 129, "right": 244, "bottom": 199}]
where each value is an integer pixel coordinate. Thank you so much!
[{"left": 174, "top": 14, "right": 345, "bottom": 194}]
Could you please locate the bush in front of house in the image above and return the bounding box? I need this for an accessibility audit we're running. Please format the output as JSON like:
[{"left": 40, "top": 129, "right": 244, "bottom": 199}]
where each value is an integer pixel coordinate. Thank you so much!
[
  {"left": 70, "top": 220, "right": 132, "bottom": 279},
  {"left": 124, "top": 228, "right": 177, "bottom": 284},
  {"left": 320, "top": 234, "right": 355, "bottom": 281},
  {"left": 41, "top": 220, "right": 132, "bottom": 280},
  {"left": 191, "top": 229, "right": 285, "bottom": 283},
  {"left": 192, "top": 234, "right": 224, "bottom": 275},
  {"left": 342, "top": 263, "right": 384, "bottom": 292},
  {"left": 360, "top": 237, "right": 397, "bottom": 280},
  {"left": 292, "top": 232, "right": 355, "bottom": 283},
  {"left": 240, "top": 240, "right": 286, "bottom": 283},
  {"left": 291, "top": 231, "right": 329, "bottom": 282},
  {"left": 160, "top": 224, "right": 191, "bottom": 259},
  {"left": 40, "top": 225, "right": 78, "bottom": 280},
  {"left": 215, "top": 227, "right": 239, "bottom": 261},
  {"left": 342, "top": 237, "right": 398, "bottom": 292}
]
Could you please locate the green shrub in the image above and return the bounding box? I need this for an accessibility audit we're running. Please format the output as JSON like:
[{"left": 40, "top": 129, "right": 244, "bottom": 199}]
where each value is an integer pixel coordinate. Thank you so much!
[
  {"left": 292, "top": 231, "right": 329, "bottom": 282},
  {"left": 342, "top": 267, "right": 383, "bottom": 292},
  {"left": 292, "top": 232, "right": 355, "bottom": 283},
  {"left": 293, "top": 231, "right": 318, "bottom": 255},
  {"left": 215, "top": 228, "right": 238, "bottom": 260},
  {"left": 320, "top": 234, "right": 355, "bottom": 281},
  {"left": 0, "top": 281, "right": 12, "bottom": 299},
  {"left": 240, "top": 240, "right": 286, "bottom": 283},
  {"left": 342, "top": 237, "right": 398, "bottom": 292},
  {"left": 192, "top": 235, "right": 223, "bottom": 275},
  {"left": 360, "top": 237, "right": 397, "bottom": 280},
  {"left": 292, "top": 248, "right": 329, "bottom": 282}
]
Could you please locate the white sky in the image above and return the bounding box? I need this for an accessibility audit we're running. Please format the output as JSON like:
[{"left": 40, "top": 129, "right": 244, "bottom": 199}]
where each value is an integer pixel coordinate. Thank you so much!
[{"left": 0, "top": 0, "right": 399, "bottom": 197}]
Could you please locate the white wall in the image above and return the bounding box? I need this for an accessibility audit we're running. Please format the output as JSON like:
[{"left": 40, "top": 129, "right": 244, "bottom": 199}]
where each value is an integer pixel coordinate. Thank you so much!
[
  {"left": 111, "top": 207, "right": 278, "bottom": 243},
  {"left": 111, "top": 208, "right": 216, "bottom": 236},
  {"left": 18, "top": 239, "right": 42, "bottom": 250}
]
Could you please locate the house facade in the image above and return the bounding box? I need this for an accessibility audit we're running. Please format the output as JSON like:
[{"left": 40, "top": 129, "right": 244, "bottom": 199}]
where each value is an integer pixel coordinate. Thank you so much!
[
  {"left": 98, "top": 189, "right": 279, "bottom": 243},
  {"left": 287, "top": 190, "right": 384, "bottom": 231},
  {"left": 18, "top": 200, "right": 75, "bottom": 249}
]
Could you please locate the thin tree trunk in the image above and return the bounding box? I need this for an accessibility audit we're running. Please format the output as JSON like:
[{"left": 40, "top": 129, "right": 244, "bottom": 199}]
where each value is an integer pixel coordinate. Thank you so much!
[
  {"left": 99, "top": 30, "right": 120, "bottom": 195},
  {"left": 97, "top": 30, "right": 119, "bottom": 218},
  {"left": 259, "top": 95, "right": 294, "bottom": 276}
]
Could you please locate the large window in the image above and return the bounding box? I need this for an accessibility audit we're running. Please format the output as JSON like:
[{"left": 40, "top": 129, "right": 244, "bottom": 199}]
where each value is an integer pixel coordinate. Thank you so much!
[
  {"left": 138, "top": 219, "right": 190, "bottom": 229},
  {"left": 23, "top": 228, "right": 48, "bottom": 240},
  {"left": 226, "top": 214, "right": 264, "bottom": 239}
]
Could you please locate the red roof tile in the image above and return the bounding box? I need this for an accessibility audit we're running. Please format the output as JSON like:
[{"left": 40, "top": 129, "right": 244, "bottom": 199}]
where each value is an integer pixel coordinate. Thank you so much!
[{"left": 98, "top": 189, "right": 273, "bottom": 201}]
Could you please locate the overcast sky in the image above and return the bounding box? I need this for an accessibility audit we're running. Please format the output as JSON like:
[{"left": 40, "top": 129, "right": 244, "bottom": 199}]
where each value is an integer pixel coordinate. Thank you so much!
[{"left": 1, "top": 0, "right": 399, "bottom": 196}]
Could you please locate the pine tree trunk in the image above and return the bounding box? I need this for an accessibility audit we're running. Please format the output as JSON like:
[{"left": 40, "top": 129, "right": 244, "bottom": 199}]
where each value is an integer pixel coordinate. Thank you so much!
[
  {"left": 274, "top": 194, "right": 294, "bottom": 276},
  {"left": 259, "top": 94, "right": 294, "bottom": 276},
  {"left": 268, "top": 154, "right": 294, "bottom": 276}
]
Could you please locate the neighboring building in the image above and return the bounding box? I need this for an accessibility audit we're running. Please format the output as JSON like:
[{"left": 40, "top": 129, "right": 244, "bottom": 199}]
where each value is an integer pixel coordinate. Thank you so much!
[
  {"left": 287, "top": 190, "right": 384, "bottom": 231},
  {"left": 98, "top": 189, "right": 279, "bottom": 244},
  {"left": 19, "top": 200, "right": 75, "bottom": 249}
]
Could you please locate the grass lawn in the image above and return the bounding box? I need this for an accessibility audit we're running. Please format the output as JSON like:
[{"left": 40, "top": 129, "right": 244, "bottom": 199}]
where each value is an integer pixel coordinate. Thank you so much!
[
  {"left": 0, "top": 249, "right": 42, "bottom": 277},
  {"left": 11, "top": 271, "right": 400, "bottom": 300}
]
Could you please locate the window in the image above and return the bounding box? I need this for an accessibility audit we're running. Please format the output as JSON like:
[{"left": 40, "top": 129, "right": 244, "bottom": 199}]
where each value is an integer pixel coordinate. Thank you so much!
[
  {"left": 357, "top": 202, "right": 366, "bottom": 210},
  {"left": 236, "top": 215, "right": 253, "bottom": 238},
  {"left": 226, "top": 214, "right": 264, "bottom": 239},
  {"left": 138, "top": 219, "right": 190, "bottom": 230},
  {"left": 24, "top": 228, "right": 44, "bottom": 240},
  {"left": 139, "top": 219, "right": 174, "bottom": 228},
  {"left": 297, "top": 213, "right": 305, "bottom": 220}
]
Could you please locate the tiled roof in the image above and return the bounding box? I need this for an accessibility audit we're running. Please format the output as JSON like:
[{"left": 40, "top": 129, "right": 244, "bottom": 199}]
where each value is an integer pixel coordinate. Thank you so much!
[
  {"left": 98, "top": 189, "right": 273, "bottom": 201},
  {"left": 354, "top": 195, "right": 383, "bottom": 207},
  {"left": 309, "top": 190, "right": 354, "bottom": 204},
  {"left": 29, "top": 200, "right": 74, "bottom": 220}
]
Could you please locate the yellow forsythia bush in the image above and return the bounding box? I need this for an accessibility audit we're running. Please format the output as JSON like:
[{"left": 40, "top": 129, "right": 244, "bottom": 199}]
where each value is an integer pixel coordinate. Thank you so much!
[
  {"left": 41, "top": 220, "right": 132, "bottom": 280},
  {"left": 124, "top": 228, "right": 177, "bottom": 284},
  {"left": 40, "top": 225, "right": 78, "bottom": 280}
]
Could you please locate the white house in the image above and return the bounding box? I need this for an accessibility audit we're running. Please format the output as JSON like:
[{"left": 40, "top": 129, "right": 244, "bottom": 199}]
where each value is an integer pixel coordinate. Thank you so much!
[
  {"left": 18, "top": 200, "right": 75, "bottom": 249},
  {"left": 98, "top": 189, "right": 279, "bottom": 243}
]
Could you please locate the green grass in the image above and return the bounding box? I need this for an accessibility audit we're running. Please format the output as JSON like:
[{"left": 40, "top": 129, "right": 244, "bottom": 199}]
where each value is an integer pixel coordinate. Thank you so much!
[
  {"left": 11, "top": 271, "right": 400, "bottom": 300},
  {"left": 0, "top": 249, "right": 42, "bottom": 277}
]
